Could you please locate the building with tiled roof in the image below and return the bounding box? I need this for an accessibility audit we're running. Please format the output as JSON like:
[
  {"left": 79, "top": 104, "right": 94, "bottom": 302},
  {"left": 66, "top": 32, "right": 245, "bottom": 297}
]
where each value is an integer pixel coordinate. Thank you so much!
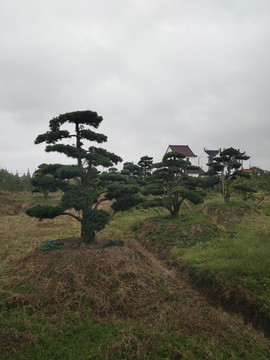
[
  {"left": 166, "top": 145, "right": 197, "bottom": 159},
  {"left": 165, "top": 145, "right": 203, "bottom": 176}
]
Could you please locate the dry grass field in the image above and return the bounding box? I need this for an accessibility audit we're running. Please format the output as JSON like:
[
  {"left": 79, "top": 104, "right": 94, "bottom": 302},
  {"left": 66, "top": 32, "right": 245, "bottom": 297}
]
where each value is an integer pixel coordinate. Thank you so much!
[{"left": 0, "top": 190, "right": 270, "bottom": 359}]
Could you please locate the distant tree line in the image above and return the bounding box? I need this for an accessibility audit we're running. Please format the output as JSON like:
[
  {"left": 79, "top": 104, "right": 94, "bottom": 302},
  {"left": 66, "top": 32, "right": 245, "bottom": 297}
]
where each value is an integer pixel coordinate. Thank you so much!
[{"left": 0, "top": 168, "right": 32, "bottom": 192}]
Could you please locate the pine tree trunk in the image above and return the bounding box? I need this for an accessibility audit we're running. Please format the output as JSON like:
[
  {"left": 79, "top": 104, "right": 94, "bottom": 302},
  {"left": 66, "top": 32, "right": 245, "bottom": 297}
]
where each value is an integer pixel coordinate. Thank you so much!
[
  {"left": 81, "top": 224, "right": 95, "bottom": 244},
  {"left": 81, "top": 209, "right": 95, "bottom": 244},
  {"left": 223, "top": 168, "right": 231, "bottom": 203},
  {"left": 171, "top": 212, "right": 179, "bottom": 219},
  {"left": 170, "top": 205, "right": 180, "bottom": 219},
  {"left": 224, "top": 179, "right": 231, "bottom": 203},
  {"left": 43, "top": 190, "right": 48, "bottom": 200}
]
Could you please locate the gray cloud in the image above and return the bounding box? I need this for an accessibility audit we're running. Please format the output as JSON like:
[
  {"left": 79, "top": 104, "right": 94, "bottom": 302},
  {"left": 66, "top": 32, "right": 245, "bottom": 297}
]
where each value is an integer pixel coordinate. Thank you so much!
[{"left": 1, "top": 0, "right": 270, "bottom": 174}]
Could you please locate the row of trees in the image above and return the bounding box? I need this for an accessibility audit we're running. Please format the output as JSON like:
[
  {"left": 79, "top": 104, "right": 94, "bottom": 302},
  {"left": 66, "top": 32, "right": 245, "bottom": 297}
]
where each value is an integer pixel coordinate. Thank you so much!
[
  {"left": 0, "top": 169, "right": 32, "bottom": 192},
  {"left": 26, "top": 110, "right": 260, "bottom": 244}
]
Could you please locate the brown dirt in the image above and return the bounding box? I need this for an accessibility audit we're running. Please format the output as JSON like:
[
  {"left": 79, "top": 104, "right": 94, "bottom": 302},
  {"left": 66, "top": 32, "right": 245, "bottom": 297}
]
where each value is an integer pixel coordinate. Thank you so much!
[{"left": 4, "top": 236, "right": 270, "bottom": 349}]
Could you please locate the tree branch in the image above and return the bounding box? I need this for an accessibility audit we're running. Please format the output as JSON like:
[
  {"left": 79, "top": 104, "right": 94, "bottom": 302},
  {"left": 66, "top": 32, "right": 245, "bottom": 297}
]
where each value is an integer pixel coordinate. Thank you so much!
[
  {"left": 109, "top": 210, "right": 117, "bottom": 220},
  {"left": 61, "top": 212, "right": 82, "bottom": 222},
  {"left": 93, "top": 197, "right": 109, "bottom": 210}
]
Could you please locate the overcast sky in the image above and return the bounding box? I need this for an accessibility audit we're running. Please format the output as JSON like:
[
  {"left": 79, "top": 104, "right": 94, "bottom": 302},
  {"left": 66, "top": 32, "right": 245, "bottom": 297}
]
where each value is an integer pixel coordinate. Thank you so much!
[{"left": 1, "top": 0, "right": 270, "bottom": 175}]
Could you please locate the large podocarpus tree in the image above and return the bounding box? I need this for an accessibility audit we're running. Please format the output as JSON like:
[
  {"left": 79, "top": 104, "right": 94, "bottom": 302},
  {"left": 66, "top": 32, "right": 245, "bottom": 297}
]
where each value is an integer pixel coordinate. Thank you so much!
[
  {"left": 143, "top": 152, "right": 205, "bottom": 218},
  {"left": 26, "top": 111, "right": 141, "bottom": 243}
]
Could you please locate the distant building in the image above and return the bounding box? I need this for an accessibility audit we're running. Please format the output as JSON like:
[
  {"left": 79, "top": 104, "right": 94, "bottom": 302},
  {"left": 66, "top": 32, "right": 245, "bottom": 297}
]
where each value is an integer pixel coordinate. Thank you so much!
[
  {"left": 198, "top": 148, "right": 220, "bottom": 172},
  {"left": 199, "top": 148, "right": 250, "bottom": 172},
  {"left": 165, "top": 145, "right": 204, "bottom": 177},
  {"left": 242, "top": 168, "right": 259, "bottom": 175},
  {"left": 238, "top": 152, "right": 250, "bottom": 170},
  {"left": 166, "top": 145, "right": 251, "bottom": 175},
  {"left": 166, "top": 145, "right": 197, "bottom": 166}
]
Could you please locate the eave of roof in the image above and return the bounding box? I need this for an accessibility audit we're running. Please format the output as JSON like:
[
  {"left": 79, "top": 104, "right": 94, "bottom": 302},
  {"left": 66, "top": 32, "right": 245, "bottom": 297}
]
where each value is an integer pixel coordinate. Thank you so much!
[
  {"left": 186, "top": 168, "right": 205, "bottom": 174},
  {"left": 205, "top": 149, "right": 219, "bottom": 157}
]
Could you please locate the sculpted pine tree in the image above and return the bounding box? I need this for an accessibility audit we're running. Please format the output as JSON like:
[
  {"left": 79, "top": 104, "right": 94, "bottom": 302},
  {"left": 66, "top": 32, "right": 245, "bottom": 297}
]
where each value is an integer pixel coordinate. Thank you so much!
[
  {"left": 138, "top": 156, "right": 153, "bottom": 179},
  {"left": 143, "top": 152, "right": 205, "bottom": 218},
  {"left": 207, "top": 147, "right": 252, "bottom": 202},
  {"left": 26, "top": 111, "right": 141, "bottom": 243},
  {"left": 31, "top": 164, "right": 63, "bottom": 199},
  {"left": 121, "top": 162, "right": 141, "bottom": 179}
]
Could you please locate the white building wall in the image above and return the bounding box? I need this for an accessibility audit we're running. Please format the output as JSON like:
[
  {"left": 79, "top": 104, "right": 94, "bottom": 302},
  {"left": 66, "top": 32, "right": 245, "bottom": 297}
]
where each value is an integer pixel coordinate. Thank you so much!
[
  {"left": 186, "top": 156, "right": 198, "bottom": 167},
  {"left": 198, "top": 152, "right": 209, "bottom": 172}
]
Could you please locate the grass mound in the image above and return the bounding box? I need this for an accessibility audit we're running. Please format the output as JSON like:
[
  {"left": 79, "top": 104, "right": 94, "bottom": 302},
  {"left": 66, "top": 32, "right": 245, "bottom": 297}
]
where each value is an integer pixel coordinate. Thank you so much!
[
  {"left": 2, "top": 236, "right": 270, "bottom": 359},
  {"left": 200, "top": 201, "right": 259, "bottom": 227},
  {"left": 133, "top": 215, "right": 220, "bottom": 251},
  {"left": 3, "top": 237, "right": 268, "bottom": 333},
  {"left": 5, "top": 238, "right": 179, "bottom": 322}
]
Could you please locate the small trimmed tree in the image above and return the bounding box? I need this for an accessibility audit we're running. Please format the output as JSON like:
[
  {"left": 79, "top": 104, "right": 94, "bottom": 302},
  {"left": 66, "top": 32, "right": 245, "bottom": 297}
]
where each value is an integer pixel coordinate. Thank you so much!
[
  {"left": 26, "top": 111, "right": 141, "bottom": 243},
  {"left": 121, "top": 162, "right": 141, "bottom": 179},
  {"left": 31, "top": 164, "right": 63, "bottom": 199},
  {"left": 138, "top": 156, "right": 153, "bottom": 179},
  {"left": 207, "top": 147, "right": 253, "bottom": 202},
  {"left": 143, "top": 152, "right": 205, "bottom": 218}
]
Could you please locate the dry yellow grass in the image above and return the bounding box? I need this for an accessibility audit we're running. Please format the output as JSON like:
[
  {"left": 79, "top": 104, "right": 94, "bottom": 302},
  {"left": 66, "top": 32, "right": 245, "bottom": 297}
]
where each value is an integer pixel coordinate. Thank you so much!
[{"left": 0, "top": 212, "right": 80, "bottom": 272}]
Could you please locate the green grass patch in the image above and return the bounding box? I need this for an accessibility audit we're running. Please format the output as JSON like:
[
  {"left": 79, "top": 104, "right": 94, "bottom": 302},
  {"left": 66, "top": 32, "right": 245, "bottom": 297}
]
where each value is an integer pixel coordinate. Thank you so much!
[
  {"left": 140, "top": 207, "right": 220, "bottom": 247},
  {"left": 177, "top": 224, "right": 270, "bottom": 313},
  {"left": 1, "top": 306, "right": 269, "bottom": 360},
  {"left": 107, "top": 207, "right": 161, "bottom": 232},
  {"left": 154, "top": 206, "right": 206, "bottom": 225}
]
